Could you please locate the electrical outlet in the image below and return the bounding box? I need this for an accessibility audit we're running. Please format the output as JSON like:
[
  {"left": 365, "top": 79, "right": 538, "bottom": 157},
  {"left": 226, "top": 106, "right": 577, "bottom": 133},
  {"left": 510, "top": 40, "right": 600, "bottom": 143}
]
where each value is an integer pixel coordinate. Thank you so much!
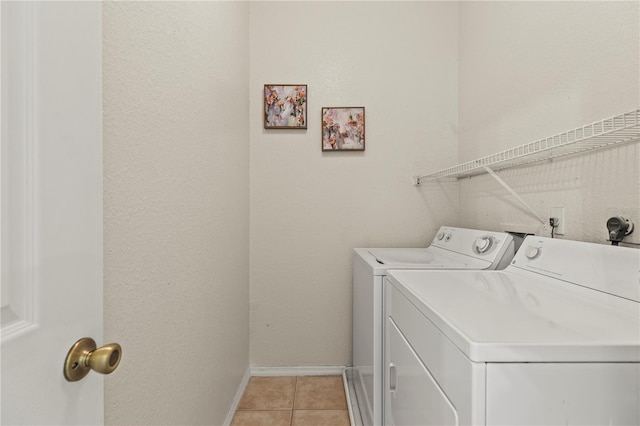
[
  {"left": 550, "top": 207, "right": 565, "bottom": 235},
  {"left": 605, "top": 208, "right": 640, "bottom": 245}
]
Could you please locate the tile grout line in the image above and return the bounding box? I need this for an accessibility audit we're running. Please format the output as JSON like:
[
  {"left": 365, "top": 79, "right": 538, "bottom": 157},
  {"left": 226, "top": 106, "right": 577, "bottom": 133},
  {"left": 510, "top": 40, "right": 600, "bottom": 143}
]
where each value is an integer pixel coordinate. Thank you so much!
[{"left": 290, "top": 376, "right": 299, "bottom": 426}]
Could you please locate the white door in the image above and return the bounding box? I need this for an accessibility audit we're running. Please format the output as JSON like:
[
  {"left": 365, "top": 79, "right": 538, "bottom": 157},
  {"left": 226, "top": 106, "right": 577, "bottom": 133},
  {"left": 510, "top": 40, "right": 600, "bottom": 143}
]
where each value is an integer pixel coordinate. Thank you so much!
[{"left": 1, "top": 2, "right": 106, "bottom": 424}]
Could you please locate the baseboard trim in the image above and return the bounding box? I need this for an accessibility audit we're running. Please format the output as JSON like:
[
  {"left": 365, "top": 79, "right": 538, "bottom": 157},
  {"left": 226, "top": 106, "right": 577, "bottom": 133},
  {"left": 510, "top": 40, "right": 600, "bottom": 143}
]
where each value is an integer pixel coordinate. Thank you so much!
[
  {"left": 250, "top": 365, "right": 347, "bottom": 377},
  {"left": 222, "top": 367, "right": 251, "bottom": 426}
]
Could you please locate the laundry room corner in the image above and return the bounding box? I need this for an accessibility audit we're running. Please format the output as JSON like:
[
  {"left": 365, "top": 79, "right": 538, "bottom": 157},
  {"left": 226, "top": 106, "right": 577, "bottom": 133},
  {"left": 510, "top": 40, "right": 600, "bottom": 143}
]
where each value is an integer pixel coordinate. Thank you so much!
[
  {"left": 248, "top": 1, "right": 460, "bottom": 368},
  {"left": 457, "top": 1, "right": 640, "bottom": 241}
]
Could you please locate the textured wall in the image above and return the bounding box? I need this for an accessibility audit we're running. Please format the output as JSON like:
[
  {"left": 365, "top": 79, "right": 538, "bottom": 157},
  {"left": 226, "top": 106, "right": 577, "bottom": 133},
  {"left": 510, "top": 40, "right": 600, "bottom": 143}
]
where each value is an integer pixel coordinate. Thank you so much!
[
  {"left": 457, "top": 1, "right": 640, "bottom": 245},
  {"left": 103, "top": 2, "right": 250, "bottom": 425},
  {"left": 249, "top": 1, "right": 459, "bottom": 367}
]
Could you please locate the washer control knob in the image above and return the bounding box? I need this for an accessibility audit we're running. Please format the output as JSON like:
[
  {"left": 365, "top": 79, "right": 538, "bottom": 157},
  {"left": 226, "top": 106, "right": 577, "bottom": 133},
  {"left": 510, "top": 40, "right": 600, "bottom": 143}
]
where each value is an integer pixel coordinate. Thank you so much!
[
  {"left": 436, "top": 232, "right": 445, "bottom": 241},
  {"left": 525, "top": 246, "right": 541, "bottom": 259},
  {"left": 473, "top": 236, "right": 493, "bottom": 254}
]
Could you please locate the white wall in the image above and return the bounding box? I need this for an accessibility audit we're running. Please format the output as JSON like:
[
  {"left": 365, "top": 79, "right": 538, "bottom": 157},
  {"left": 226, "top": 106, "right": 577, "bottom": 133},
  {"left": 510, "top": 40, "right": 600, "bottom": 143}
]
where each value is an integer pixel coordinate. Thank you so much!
[
  {"left": 458, "top": 1, "right": 640, "bottom": 244},
  {"left": 249, "top": 1, "right": 459, "bottom": 367},
  {"left": 103, "top": 2, "right": 250, "bottom": 425}
]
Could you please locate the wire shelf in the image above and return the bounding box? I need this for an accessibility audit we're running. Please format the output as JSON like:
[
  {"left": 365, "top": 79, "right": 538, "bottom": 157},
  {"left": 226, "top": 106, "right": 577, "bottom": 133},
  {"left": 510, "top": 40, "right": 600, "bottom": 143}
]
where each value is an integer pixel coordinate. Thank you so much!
[{"left": 415, "top": 108, "right": 640, "bottom": 184}]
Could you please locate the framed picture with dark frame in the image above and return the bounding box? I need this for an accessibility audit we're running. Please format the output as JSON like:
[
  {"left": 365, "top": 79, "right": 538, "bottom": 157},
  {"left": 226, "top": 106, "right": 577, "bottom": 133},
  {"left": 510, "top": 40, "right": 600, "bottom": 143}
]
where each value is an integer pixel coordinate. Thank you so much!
[
  {"left": 321, "top": 107, "right": 365, "bottom": 151},
  {"left": 263, "top": 84, "right": 307, "bottom": 129}
]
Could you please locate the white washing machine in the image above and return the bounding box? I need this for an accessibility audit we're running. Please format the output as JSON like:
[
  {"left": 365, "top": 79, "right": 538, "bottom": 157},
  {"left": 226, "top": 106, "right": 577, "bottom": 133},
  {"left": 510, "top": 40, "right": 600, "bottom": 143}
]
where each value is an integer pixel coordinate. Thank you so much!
[
  {"left": 346, "top": 226, "right": 515, "bottom": 426},
  {"left": 385, "top": 236, "right": 640, "bottom": 425}
]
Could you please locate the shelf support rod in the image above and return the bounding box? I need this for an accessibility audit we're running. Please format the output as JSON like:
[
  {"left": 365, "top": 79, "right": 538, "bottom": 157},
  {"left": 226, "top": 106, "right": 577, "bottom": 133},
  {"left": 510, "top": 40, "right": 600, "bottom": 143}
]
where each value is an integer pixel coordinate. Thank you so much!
[{"left": 483, "top": 166, "right": 546, "bottom": 225}]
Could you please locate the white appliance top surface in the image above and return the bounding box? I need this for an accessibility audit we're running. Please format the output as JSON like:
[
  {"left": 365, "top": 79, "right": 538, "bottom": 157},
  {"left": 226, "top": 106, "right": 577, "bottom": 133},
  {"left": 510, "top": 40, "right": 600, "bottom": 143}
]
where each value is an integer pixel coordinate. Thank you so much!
[
  {"left": 354, "top": 226, "right": 514, "bottom": 274},
  {"left": 387, "top": 236, "right": 640, "bottom": 363}
]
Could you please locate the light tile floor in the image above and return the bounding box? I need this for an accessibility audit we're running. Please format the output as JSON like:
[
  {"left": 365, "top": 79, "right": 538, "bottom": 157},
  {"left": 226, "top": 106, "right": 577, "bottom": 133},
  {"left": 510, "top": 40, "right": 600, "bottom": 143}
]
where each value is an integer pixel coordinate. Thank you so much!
[{"left": 231, "top": 376, "right": 351, "bottom": 426}]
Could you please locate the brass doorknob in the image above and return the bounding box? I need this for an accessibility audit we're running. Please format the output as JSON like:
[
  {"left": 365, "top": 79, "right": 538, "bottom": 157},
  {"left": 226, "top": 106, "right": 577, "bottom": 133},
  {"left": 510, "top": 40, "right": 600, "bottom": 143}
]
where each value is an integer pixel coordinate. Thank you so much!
[{"left": 64, "top": 337, "right": 122, "bottom": 382}]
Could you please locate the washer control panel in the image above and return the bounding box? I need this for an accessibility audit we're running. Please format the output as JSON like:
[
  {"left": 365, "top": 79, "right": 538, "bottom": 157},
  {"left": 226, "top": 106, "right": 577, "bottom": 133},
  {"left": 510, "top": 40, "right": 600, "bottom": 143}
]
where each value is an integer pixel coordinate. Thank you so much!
[
  {"left": 430, "top": 226, "right": 514, "bottom": 263},
  {"left": 435, "top": 231, "right": 454, "bottom": 242},
  {"left": 473, "top": 236, "right": 495, "bottom": 254}
]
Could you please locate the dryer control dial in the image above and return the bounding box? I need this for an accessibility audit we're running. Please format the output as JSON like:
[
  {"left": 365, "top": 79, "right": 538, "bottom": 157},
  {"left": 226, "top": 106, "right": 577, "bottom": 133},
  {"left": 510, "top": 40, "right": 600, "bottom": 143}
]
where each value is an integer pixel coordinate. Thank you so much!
[
  {"left": 436, "top": 232, "right": 445, "bottom": 241},
  {"left": 473, "top": 236, "right": 494, "bottom": 254},
  {"left": 524, "top": 245, "right": 541, "bottom": 259}
]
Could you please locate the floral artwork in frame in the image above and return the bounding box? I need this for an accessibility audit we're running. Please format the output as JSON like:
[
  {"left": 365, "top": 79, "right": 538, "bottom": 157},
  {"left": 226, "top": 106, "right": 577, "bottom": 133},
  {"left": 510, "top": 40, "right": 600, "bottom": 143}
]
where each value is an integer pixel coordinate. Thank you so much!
[
  {"left": 263, "top": 84, "right": 307, "bottom": 129},
  {"left": 321, "top": 107, "right": 365, "bottom": 151}
]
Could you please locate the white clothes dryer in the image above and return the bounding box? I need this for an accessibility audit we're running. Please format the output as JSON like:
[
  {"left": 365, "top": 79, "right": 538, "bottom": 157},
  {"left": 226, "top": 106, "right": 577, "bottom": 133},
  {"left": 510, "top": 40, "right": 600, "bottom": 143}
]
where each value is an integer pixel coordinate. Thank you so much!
[
  {"left": 346, "top": 226, "right": 515, "bottom": 426},
  {"left": 385, "top": 236, "right": 640, "bottom": 425}
]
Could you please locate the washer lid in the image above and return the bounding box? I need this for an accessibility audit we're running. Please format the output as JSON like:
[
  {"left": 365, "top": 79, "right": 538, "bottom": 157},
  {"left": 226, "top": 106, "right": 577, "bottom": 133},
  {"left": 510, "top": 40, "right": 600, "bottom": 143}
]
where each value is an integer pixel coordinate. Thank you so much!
[
  {"left": 387, "top": 269, "right": 640, "bottom": 363},
  {"left": 357, "top": 247, "right": 492, "bottom": 272},
  {"left": 368, "top": 248, "right": 437, "bottom": 264}
]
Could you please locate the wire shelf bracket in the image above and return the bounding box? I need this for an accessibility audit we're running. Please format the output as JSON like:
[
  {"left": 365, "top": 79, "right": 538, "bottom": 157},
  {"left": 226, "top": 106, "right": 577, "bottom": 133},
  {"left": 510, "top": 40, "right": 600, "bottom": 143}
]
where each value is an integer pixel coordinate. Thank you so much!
[{"left": 483, "top": 166, "right": 546, "bottom": 225}]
